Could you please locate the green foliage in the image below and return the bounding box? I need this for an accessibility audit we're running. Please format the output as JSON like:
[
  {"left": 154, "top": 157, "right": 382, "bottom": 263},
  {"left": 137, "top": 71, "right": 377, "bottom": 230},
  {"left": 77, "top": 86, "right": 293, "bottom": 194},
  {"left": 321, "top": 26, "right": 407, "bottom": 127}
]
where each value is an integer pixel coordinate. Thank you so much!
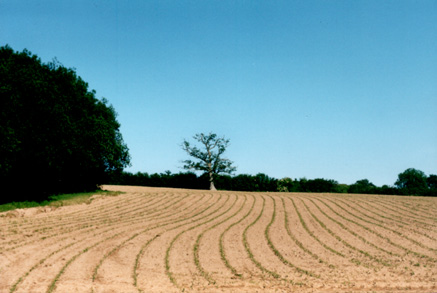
[
  {"left": 110, "top": 171, "right": 279, "bottom": 192},
  {"left": 112, "top": 171, "right": 208, "bottom": 189},
  {"left": 301, "top": 178, "right": 339, "bottom": 193},
  {"left": 225, "top": 174, "right": 254, "bottom": 191},
  {"left": 0, "top": 45, "right": 130, "bottom": 202},
  {"left": 110, "top": 169, "right": 436, "bottom": 197},
  {"left": 277, "top": 177, "right": 338, "bottom": 193},
  {"left": 334, "top": 184, "right": 348, "bottom": 193},
  {"left": 277, "top": 177, "right": 294, "bottom": 192},
  {"left": 348, "top": 179, "right": 377, "bottom": 194},
  {"left": 395, "top": 168, "right": 428, "bottom": 196},
  {"left": 426, "top": 175, "right": 437, "bottom": 193},
  {"left": 0, "top": 190, "right": 121, "bottom": 212},
  {"left": 377, "top": 185, "right": 398, "bottom": 195},
  {"left": 216, "top": 173, "right": 278, "bottom": 192},
  {"left": 253, "top": 173, "right": 278, "bottom": 191},
  {"left": 0, "top": 201, "right": 43, "bottom": 212}
]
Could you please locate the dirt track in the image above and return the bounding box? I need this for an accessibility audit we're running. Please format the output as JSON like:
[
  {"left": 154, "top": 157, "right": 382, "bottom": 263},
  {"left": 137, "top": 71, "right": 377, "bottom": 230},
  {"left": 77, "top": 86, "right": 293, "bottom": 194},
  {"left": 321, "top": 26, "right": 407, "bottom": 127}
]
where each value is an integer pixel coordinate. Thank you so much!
[{"left": 1, "top": 185, "right": 436, "bottom": 292}]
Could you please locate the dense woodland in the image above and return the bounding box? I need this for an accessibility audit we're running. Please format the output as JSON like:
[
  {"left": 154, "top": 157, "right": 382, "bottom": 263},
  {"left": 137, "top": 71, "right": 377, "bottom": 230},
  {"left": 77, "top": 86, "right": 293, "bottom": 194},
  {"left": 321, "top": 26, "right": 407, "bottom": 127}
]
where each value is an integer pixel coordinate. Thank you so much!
[{"left": 0, "top": 46, "right": 130, "bottom": 203}]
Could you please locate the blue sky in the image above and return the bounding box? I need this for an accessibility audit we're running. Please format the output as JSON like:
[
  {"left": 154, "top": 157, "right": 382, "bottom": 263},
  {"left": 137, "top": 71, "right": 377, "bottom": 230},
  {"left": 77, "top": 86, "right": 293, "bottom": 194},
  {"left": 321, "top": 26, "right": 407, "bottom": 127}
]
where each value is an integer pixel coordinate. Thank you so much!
[{"left": 1, "top": 1, "right": 436, "bottom": 186}]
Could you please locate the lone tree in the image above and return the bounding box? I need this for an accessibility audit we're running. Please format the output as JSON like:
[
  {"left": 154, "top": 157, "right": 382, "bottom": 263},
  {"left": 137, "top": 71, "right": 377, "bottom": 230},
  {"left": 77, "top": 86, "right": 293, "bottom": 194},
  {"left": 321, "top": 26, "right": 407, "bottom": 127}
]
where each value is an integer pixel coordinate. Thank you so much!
[{"left": 181, "top": 132, "right": 236, "bottom": 190}]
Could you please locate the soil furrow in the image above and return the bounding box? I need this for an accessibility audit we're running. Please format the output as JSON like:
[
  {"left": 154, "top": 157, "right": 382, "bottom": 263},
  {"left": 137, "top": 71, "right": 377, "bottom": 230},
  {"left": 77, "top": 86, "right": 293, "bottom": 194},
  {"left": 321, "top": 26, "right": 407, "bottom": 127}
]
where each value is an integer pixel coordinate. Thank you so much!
[{"left": 1, "top": 186, "right": 436, "bottom": 292}]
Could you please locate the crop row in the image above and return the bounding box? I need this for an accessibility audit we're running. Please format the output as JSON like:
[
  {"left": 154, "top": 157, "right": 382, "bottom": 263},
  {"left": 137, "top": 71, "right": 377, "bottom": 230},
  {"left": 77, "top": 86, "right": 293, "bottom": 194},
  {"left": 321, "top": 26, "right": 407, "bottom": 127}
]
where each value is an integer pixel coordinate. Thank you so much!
[{"left": 1, "top": 188, "right": 435, "bottom": 292}]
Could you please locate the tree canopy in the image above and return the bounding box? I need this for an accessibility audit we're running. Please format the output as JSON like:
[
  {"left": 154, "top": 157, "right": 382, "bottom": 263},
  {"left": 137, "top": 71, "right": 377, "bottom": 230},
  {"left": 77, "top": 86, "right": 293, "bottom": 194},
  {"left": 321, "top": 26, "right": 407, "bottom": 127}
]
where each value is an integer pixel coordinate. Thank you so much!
[
  {"left": 181, "top": 132, "right": 236, "bottom": 190},
  {"left": 348, "top": 179, "right": 376, "bottom": 194},
  {"left": 0, "top": 45, "right": 130, "bottom": 202},
  {"left": 395, "top": 168, "right": 429, "bottom": 196}
]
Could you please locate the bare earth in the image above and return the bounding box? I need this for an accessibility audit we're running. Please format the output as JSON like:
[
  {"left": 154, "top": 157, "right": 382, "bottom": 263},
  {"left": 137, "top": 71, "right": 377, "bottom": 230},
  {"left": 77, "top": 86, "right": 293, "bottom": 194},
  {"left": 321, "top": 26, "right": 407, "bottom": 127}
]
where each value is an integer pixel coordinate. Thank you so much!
[{"left": 1, "top": 185, "right": 436, "bottom": 292}]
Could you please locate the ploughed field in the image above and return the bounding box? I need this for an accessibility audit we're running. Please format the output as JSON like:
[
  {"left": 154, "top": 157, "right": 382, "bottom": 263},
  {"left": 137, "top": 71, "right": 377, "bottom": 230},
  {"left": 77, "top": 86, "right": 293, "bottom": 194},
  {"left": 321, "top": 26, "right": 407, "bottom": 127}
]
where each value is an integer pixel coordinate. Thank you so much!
[{"left": 1, "top": 186, "right": 436, "bottom": 292}]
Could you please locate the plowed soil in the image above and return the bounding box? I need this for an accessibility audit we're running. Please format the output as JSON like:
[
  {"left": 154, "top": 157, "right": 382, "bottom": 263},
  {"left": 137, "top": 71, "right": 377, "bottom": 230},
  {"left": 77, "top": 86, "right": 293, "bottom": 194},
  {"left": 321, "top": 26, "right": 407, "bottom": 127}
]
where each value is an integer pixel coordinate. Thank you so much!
[{"left": 1, "top": 185, "right": 436, "bottom": 292}]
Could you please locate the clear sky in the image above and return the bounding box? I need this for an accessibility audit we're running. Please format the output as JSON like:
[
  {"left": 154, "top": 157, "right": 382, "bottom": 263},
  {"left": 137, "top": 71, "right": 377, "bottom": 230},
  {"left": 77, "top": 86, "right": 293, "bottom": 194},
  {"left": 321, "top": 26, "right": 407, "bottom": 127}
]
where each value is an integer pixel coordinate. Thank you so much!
[{"left": 1, "top": 1, "right": 436, "bottom": 186}]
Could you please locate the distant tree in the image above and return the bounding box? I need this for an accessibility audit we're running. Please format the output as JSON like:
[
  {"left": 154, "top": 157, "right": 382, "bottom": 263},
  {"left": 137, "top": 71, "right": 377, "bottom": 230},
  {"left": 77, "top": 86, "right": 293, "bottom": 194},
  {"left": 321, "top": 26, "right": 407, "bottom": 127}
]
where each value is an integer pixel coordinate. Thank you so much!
[
  {"left": 427, "top": 175, "right": 437, "bottom": 190},
  {"left": 304, "top": 178, "right": 338, "bottom": 193},
  {"left": 252, "top": 173, "right": 277, "bottom": 191},
  {"left": 0, "top": 45, "right": 130, "bottom": 202},
  {"left": 334, "top": 183, "right": 348, "bottom": 193},
  {"left": 375, "top": 185, "right": 398, "bottom": 195},
  {"left": 169, "top": 172, "right": 206, "bottom": 189},
  {"left": 394, "top": 168, "right": 428, "bottom": 195},
  {"left": 214, "top": 174, "right": 233, "bottom": 191},
  {"left": 181, "top": 132, "right": 236, "bottom": 190},
  {"left": 277, "top": 177, "right": 294, "bottom": 192},
  {"left": 229, "top": 174, "right": 255, "bottom": 191},
  {"left": 348, "top": 179, "right": 376, "bottom": 194},
  {"left": 426, "top": 174, "right": 437, "bottom": 196},
  {"left": 297, "top": 178, "right": 308, "bottom": 192}
]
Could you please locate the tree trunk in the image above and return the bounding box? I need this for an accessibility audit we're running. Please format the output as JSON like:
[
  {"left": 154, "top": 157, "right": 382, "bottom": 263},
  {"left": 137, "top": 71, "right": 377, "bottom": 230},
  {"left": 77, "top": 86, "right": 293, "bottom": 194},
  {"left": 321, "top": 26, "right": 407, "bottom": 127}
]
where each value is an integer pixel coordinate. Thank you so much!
[
  {"left": 209, "top": 172, "right": 217, "bottom": 191},
  {"left": 210, "top": 181, "right": 217, "bottom": 191}
]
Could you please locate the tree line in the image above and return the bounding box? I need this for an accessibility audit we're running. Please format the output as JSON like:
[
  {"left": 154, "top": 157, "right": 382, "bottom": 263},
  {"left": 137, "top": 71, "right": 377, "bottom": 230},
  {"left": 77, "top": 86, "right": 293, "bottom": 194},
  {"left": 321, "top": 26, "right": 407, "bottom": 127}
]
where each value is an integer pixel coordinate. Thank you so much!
[
  {"left": 108, "top": 168, "right": 437, "bottom": 196},
  {"left": 173, "top": 132, "right": 436, "bottom": 196}
]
